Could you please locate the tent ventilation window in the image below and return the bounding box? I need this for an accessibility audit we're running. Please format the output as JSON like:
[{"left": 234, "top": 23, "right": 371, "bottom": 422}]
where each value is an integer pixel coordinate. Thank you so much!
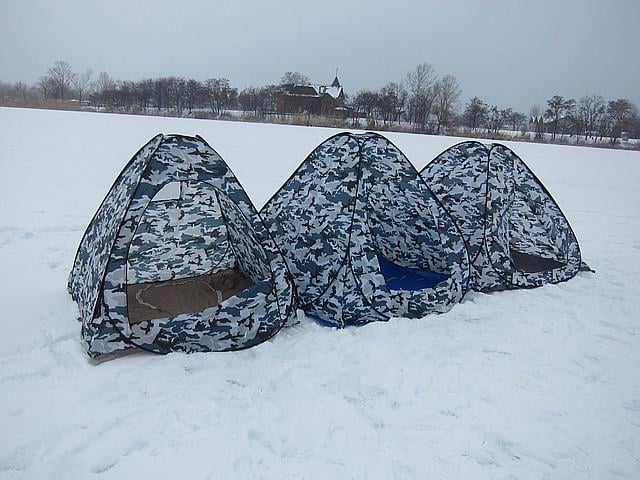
[{"left": 152, "top": 181, "right": 182, "bottom": 202}]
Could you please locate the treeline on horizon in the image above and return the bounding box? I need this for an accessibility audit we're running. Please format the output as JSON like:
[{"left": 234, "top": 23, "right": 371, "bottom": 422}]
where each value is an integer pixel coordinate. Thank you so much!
[{"left": 1, "top": 60, "right": 638, "bottom": 146}]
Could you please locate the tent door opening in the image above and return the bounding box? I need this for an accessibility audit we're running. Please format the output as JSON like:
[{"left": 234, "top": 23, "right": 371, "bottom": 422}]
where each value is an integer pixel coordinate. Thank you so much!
[
  {"left": 125, "top": 180, "right": 253, "bottom": 324},
  {"left": 378, "top": 255, "right": 449, "bottom": 291},
  {"left": 509, "top": 249, "right": 566, "bottom": 274},
  {"left": 506, "top": 196, "right": 567, "bottom": 274},
  {"left": 127, "top": 270, "right": 253, "bottom": 323}
]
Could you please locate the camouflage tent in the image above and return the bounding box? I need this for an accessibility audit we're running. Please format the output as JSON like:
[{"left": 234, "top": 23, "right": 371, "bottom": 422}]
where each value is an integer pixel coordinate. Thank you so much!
[
  {"left": 261, "top": 132, "right": 470, "bottom": 328},
  {"left": 421, "top": 141, "right": 584, "bottom": 292},
  {"left": 68, "top": 134, "right": 295, "bottom": 358}
]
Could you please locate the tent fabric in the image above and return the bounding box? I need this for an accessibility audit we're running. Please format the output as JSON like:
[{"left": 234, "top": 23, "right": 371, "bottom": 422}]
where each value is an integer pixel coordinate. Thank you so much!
[
  {"left": 420, "top": 141, "right": 583, "bottom": 292},
  {"left": 261, "top": 132, "right": 470, "bottom": 327},
  {"left": 68, "top": 134, "right": 295, "bottom": 358}
]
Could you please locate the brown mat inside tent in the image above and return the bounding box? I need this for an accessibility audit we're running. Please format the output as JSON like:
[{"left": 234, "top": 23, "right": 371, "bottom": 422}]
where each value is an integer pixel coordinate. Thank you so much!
[{"left": 127, "top": 269, "right": 254, "bottom": 324}]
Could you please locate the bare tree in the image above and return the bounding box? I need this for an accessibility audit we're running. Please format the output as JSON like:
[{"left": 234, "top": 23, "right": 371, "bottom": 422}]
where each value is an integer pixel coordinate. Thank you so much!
[
  {"left": 508, "top": 111, "right": 528, "bottom": 134},
  {"left": 257, "top": 85, "right": 277, "bottom": 113},
  {"left": 13, "top": 82, "right": 29, "bottom": 104},
  {"left": 576, "top": 94, "right": 605, "bottom": 141},
  {"left": 36, "top": 77, "right": 48, "bottom": 100},
  {"left": 405, "top": 63, "right": 437, "bottom": 129},
  {"left": 205, "top": 78, "right": 237, "bottom": 115},
  {"left": 607, "top": 99, "right": 635, "bottom": 144},
  {"left": 529, "top": 104, "right": 542, "bottom": 118},
  {"left": 94, "top": 72, "right": 115, "bottom": 96},
  {"left": 544, "top": 95, "right": 575, "bottom": 139},
  {"left": 72, "top": 69, "right": 93, "bottom": 104},
  {"left": 350, "top": 90, "right": 380, "bottom": 128},
  {"left": 379, "top": 82, "right": 407, "bottom": 125},
  {"left": 631, "top": 111, "right": 640, "bottom": 140},
  {"left": 238, "top": 87, "right": 258, "bottom": 115},
  {"left": 560, "top": 98, "right": 576, "bottom": 138},
  {"left": 184, "top": 79, "right": 202, "bottom": 114},
  {"left": 47, "top": 60, "right": 75, "bottom": 99},
  {"left": 486, "top": 106, "right": 499, "bottom": 134},
  {"left": 137, "top": 79, "right": 154, "bottom": 112},
  {"left": 433, "top": 74, "right": 461, "bottom": 134},
  {"left": 0, "top": 81, "right": 11, "bottom": 100},
  {"left": 280, "top": 71, "right": 310, "bottom": 86},
  {"left": 405, "top": 63, "right": 435, "bottom": 96},
  {"left": 167, "top": 77, "right": 187, "bottom": 114}
]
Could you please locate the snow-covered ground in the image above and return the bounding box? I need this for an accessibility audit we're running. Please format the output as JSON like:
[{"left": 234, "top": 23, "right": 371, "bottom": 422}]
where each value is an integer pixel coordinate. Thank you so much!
[{"left": 0, "top": 107, "right": 639, "bottom": 480}]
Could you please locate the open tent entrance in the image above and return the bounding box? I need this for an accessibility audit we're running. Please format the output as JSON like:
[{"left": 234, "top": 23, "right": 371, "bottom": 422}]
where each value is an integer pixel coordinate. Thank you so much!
[
  {"left": 366, "top": 169, "right": 453, "bottom": 294},
  {"left": 127, "top": 270, "right": 254, "bottom": 324},
  {"left": 125, "top": 180, "right": 255, "bottom": 324},
  {"left": 377, "top": 255, "right": 450, "bottom": 291},
  {"left": 506, "top": 206, "right": 568, "bottom": 273},
  {"left": 509, "top": 250, "right": 566, "bottom": 273},
  {"left": 499, "top": 164, "right": 570, "bottom": 275}
]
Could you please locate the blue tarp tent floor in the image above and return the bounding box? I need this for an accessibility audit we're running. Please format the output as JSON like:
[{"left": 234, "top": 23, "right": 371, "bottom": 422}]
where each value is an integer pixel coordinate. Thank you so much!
[{"left": 378, "top": 256, "right": 450, "bottom": 291}]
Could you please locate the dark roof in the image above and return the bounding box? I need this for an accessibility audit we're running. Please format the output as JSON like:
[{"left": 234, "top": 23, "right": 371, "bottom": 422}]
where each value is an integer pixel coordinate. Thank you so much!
[
  {"left": 278, "top": 80, "right": 344, "bottom": 99},
  {"left": 282, "top": 85, "right": 320, "bottom": 96},
  {"left": 331, "top": 76, "right": 341, "bottom": 88}
]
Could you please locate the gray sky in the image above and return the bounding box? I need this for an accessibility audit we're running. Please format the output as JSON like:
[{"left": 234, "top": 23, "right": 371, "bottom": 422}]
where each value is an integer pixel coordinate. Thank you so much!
[{"left": 1, "top": 0, "right": 638, "bottom": 112}]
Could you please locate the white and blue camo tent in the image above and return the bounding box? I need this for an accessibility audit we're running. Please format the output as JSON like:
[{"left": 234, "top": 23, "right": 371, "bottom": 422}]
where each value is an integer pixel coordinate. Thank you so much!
[
  {"left": 261, "top": 132, "right": 470, "bottom": 327},
  {"left": 421, "top": 141, "right": 586, "bottom": 292},
  {"left": 69, "top": 132, "right": 589, "bottom": 359},
  {"left": 68, "top": 134, "right": 296, "bottom": 358}
]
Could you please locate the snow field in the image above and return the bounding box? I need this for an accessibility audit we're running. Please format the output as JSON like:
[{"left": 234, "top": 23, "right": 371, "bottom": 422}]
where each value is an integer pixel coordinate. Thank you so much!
[{"left": 0, "top": 107, "right": 639, "bottom": 479}]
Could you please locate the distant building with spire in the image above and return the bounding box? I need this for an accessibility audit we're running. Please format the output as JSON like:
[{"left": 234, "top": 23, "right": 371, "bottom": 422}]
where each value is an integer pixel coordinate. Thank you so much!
[{"left": 276, "top": 73, "right": 346, "bottom": 116}]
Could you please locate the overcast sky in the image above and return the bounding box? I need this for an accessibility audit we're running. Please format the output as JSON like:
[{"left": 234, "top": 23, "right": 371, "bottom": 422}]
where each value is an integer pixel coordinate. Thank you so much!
[{"left": 1, "top": 0, "right": 638, "bottom": 112}]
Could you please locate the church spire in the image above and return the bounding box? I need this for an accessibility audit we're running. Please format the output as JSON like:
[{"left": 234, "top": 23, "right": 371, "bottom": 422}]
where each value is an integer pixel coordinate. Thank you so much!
[{"left": 331, "top": 68, "right": 341, "bottom": 88}]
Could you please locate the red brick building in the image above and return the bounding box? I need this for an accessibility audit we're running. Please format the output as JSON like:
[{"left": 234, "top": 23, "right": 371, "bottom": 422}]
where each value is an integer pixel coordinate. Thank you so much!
[{"left": 276, "top": 76, "right": 345, "bottom": 116}]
